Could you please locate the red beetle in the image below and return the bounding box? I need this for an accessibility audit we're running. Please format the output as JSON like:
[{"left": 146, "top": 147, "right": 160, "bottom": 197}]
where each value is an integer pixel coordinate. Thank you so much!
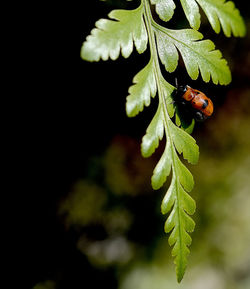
[{"left": 175, "top": 80, "right": 214, "bottom": 121}]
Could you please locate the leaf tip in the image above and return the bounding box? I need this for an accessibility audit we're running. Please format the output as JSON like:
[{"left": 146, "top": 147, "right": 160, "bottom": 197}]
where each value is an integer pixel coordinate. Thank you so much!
[{"left": 177, "top": 273, "right": 184, "bottom": 283}]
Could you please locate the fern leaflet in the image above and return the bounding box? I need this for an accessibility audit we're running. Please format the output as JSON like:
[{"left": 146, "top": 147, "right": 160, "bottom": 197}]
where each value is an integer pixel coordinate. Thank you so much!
[{"left": 179, "top": 0, "right": 246, "bottom": 37}]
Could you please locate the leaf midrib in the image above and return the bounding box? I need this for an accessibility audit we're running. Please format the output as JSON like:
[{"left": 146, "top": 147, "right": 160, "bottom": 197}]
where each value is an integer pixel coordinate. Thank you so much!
[{"left": 143, "top": 0, "right": 185, "bottom": 268}]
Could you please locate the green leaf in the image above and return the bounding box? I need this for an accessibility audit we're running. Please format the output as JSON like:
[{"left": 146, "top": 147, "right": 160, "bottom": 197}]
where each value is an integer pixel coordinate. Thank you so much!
[
  {"left": 161, "top": 77, "right": 176, "bottom": 117},
  {"left": 150, "top": 0, "right": 176, "bottom": 22},
  {"left": 161, "top": 175, "right": 176, "bottom": 214},
  {"left": 180, "top": 0, "right": 201, "bottom": 30},
  {"left": 151, "top": 139, "right": 172, "bottom": 190},
  {"left": 164, "top": 180, "right": 196, "bottom": 283},
  {"left": 180, "top": 209, "right": 196, "bottom": 232},
  {"left": 175, "top": 110, "right": 181, "bottom": 127},
  {"left": 169, "top": 121, "right": 199, "bottom": 165},
  {"left": 126, "top": 57, "right": 156, "bottom": 117},
  {"left": 174, "top": 151, "right": 194, "bottom": 192},
  {"left": 154, "top": 27, "right": 232, "bottom": 84},
  {"left": 141, "top": 104, "right": 164, "bottom": 158},
  {"left": 181, "top": 189, "right": 196, "bottom": 215},
  {"left": 156, "top": 30, "right": 178, "bottom": 73},
  {"left": 196, "top": 0, "right": 246, "bottom": 37},
  {"left": 142, "top": 1, "right": 199, "bottom": 279},
  {"left": 137, "top": 79, "right": 174, "bottom": 157},
  {"left": 164, "top": 202, "right": 177, "bottom": 233},
  {"left": 175, "top": 107, "right": 196, "bottom": 134},
  {"left": 184, "top": 120, "right": 195, "bottom": 134},
  {"left": 179, "top": 0, "right": 246, "bottom": 37},
  {"left": 81, "top": 3, "right": 147, "bottom": 61}
]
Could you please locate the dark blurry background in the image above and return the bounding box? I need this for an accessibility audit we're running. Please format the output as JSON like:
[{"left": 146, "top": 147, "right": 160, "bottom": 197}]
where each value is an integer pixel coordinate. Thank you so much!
[{"left": 26, "top": 1, "right": 250, "bottom": 288}]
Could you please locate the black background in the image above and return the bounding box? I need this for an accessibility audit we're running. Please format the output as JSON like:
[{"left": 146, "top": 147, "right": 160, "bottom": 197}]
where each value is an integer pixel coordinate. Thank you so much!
[{"left": 17, "top": 1, "right": 250, "bottom": 288}]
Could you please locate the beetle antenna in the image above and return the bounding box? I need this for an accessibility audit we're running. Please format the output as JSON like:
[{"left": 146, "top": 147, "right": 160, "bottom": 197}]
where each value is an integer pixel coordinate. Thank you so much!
[{"left": 175, "top": 78, "right": 178, "bottom": 89}]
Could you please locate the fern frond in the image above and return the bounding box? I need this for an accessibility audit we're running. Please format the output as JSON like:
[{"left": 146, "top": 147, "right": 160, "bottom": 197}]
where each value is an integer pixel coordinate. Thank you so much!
[
  {"left": 141, "top": 1, "right": 199, "bottom": 281},
  {"left": 81, "top": 0, "right": 245, "bottom": 282},
  {"left": 180, "top": 0, "right": 246, "bottom": 37},
  {"left": 163, "top": 168, "right": 196, "bottom": 282},
  {"left": 81, "top": 2, "right": 147, "bottom": 61},
  {"left": 126, "top": 57, "right": 157, "bottom": 117},
  {"left": 154, "top": 26, "right": 231, "bottom": 84},
  {"left": 196, "top": 0, "right": 246, "bottom": 37}
]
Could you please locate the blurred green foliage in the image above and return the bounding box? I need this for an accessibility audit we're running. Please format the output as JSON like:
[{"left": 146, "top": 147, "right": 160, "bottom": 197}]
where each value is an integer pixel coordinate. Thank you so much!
[{"left": 33, "top": 280, "right": 55, "bottom": 289}]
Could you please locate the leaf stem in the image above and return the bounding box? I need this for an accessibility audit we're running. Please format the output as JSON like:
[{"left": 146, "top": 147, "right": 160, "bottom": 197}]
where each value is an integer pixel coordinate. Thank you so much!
[
  {"left": 143, "top": 0, "right": 169, "bottom": 123},
  {"left": 143, "top": 0, "right": 184, "bottom": 274}
]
